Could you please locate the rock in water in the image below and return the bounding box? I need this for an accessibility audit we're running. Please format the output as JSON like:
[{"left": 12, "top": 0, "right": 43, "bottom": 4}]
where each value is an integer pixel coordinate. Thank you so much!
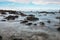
[
  {"left": 20, "top": 20, "right": 28, "bottom": 23},
  {"left": 40, "top": 22, "right": 45, "bottom": 26},
  {"left": 1, "top": 12, "right": 6, "bottom": 14},
  {"left": 1, "top": 19, "right": 6, "bottom": 21},
  {"left": 4, "top": 15, "right": 18, "bottom": 20},
  {"left": 13, "top": 38, "right": 23, "bottom": 40},
  {"left": 20, "top": 12, "right": 27, "bottom": 16},
  {"left": 28, "top": 14, "right": 35, "bottom": 17},
  {"left": 47, "top": 20, "right": 51, "bottom": 23},
  {"left": 26, "top": 16, "right": 39, "bottom": 21},
  {"left": 26, "top": 23, "right": 32, "bottom": 26},
  {"left": 0, "top": 36, "right": 2, "bottom": 40},
  {"left": 57, "top": 27, "right": 60, "bottom": 31}
]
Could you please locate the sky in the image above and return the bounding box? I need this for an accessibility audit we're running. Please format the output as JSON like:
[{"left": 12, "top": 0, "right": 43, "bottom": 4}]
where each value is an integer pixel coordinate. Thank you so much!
[{"left": 0, "top": 0, "right": 60, "bottom": 10}]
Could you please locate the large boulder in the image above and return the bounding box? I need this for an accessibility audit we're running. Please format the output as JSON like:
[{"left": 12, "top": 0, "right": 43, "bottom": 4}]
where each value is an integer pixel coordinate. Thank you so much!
[
  {"left": 5, "top": 15, "right": 18, "bottom": 20},
  {"left": 57, "top": 27, "right": 60, "bottom": 31},
  {"left": 26, "top": 16, "right": 39, "bottom": 21}
]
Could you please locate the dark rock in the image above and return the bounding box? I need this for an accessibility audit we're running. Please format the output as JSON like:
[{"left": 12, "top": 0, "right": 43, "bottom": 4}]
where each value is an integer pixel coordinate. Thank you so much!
[
  {"left": 20, "top": 12, "right": 27, "bottom": 16},
  {"left": 13, "top": 38, "right": 23, "bottom": 40},
  {"left": 14, "top": 16, "right": 19, "bottom": 18},
  {"left": 40, "top": 22, "right": 45, "bottom": 25},
  {"left": 0, "top": 36, "right": 2, "bottom": 40},
  {"left": 56, "top": 17, "right": 60, "bottom": 19},
  {"left": 57, "top": 27, "right": 60, "bottom": 31},
  {"left": 39, "top": 11, "right": 48, "bottom": 13},
  {"left": 47, "top": 20, "right": 51, "bottom": 23},
  {"left": 5, "top": 15, "right": 18, "bottom": 20},
  {"left": 26, "top": 16, "right": 39, "bottom": 21},
  {"left": 1, "top": 12, "right": 6, "bottom": 14},
  {"left": 34, "top": 24, "right": 37, "bottom": 25},
  {"left": 1, "top": 20, "right": 6, "bottom": 21},
  {"left": 20, "top": 20, "right": 28, "bottom": 23},
  {"left": 26, "top": 23, "right": 32, "bottom": 26}
]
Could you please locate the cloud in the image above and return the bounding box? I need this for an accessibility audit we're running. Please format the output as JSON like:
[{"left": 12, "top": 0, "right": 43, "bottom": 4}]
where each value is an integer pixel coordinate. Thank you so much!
[
  {"left": 32, "top": 0, "right": 60, "bottom": 4},
  {"left": 0, "top": 0, "right": 31, "bottom": 4},
  {"left": 10, "top": 0, "right": 31, "bottom": 4},
  {"left": 0, "top": 0, "right": 60, "bottom": 4}
]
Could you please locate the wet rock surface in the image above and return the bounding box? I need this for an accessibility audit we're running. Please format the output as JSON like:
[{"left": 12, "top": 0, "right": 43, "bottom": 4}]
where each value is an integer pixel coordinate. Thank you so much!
[
  {"left": 4, "top": 15, "right": 18, "bottom": 20},
  {"left": 26, "top": 23, "right": 32, "bottom": 26},
  {"left": 57, "top": 27, "right": 60, "bottom": 31},
  {"left": 20, "top": 20, "right": 28, "bottom": 23},
  {"left": 0, "top": 36, "right": 2, "bottom": 40},
  {"left": 19, "top": 12, "right": 27, "bottom": 16},
  {"left": 40, "top": 22, "right": 45, "bottom": 26},
  {"left": 26, "top": 16, "right": 39, "bottom": 21}
]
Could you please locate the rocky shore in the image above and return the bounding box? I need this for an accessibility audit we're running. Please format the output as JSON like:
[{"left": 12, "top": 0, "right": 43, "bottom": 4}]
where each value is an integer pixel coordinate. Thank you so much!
[{"left": 0, "top": 10, "right": 60, "bottom": 40}]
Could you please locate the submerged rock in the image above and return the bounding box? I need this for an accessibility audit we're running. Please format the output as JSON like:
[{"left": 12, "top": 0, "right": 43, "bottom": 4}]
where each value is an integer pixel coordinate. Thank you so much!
[
  {"left": 9, "top": 11, "right": 17, "bottom": 14},
  {"left": 34, "top": 24, "right": 37, "bottom": 26},
  {"left": 26, "top": 23, "right": 32, "bottom": 26}
]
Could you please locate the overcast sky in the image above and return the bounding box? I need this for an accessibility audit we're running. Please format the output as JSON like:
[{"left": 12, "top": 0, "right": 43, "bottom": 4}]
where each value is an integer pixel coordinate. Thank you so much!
[{"left": 0, "top": 0, "right": 60, "bottom": 10}]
